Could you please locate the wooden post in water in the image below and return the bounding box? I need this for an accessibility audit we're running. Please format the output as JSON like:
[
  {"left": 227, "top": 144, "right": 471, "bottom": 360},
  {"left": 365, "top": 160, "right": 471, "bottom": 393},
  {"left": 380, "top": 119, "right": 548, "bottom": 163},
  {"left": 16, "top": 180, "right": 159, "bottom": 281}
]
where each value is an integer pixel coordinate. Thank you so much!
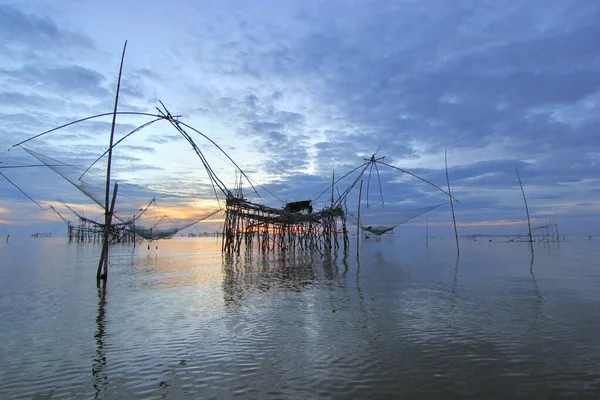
[
  {"left": 356, "top": 180, "right": 363, "bottom": 257},
  {"left": 331, "top": 172, "right": 335, "bottom": 205},
  {"left": 445, "top": 149, "right": 460, "bottom": 255},
  {"left": 331, "top": 171, "right": 335, "bottom": 250},
  {"left": 515, "top": 168, "right": 534, "bottom": 256},
  {"left": 426, "top": 218, "right": 429, "bottom": 248},
  {"left": 97, "top": 41, "right": 127, "bottom": 285},
  {"left": 97, "top": 183, "right": 119, "bottom": 281}
]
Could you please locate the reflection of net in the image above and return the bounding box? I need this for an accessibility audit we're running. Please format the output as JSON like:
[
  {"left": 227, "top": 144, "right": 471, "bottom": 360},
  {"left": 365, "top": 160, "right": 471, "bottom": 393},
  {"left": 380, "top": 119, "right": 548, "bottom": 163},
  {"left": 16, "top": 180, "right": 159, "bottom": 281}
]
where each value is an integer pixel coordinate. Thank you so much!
[
  {"left": 351, "top": 203, "right": 445, "bottom": 236},
  {"left": 23, "top": 147, "right": 220, "bottom": 240}
]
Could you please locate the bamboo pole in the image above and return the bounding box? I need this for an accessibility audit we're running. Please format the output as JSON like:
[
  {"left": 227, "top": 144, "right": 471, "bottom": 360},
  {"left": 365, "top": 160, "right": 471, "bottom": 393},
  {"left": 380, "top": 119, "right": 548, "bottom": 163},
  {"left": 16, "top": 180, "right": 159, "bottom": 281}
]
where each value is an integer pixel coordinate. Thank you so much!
[
  {"left": 97, "top": 41, "right": 127, "bottom": 285},
  {"left": 331, "top": 171, "right": 335, "bottom": 251},
  {"left": 97, "top": 182, "right": 118, "bottom": 281},
  {"left": 426, "top": 218, "right": 429, "bottom": 248},
  {"left": 331, "top": 172, "right": 335, "bottom": 205},
  {"left": 445, "top": 149, "right": 460, "bottom": 255},
  {"left": 356, "top": 180, "right": 363, "bottom": 257},
  {"left": 515, "top": 168, "right": 534, "bottom": 255}
]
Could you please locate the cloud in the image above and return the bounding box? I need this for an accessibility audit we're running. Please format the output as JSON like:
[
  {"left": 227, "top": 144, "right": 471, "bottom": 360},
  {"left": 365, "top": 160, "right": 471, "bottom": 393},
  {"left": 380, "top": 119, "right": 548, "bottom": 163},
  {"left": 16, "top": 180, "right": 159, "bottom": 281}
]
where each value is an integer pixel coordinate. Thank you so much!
[
  {"left": 2, "top": 0, "right": 600, "bottom": 235},
  {"left": 0, "top": 4, "right": 93, "bottom": 60},
  {"left": 119, "top": 145, "right": 155, "bottom": 154},
  {"left": 146, "top": 133, "right": 182, "bottom": 144},
  {"left": 1, "top": 64, "right": 109, "bottom": 98}
]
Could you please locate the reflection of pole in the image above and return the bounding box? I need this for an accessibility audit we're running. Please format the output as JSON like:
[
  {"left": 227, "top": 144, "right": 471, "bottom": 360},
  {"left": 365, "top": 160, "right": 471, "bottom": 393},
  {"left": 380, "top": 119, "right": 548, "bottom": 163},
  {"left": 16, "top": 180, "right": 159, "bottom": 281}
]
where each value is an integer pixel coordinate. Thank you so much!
[
  {"left": 445, "top": 149, "right": 460, "bottom": 255},
  {"left": 356, "top": 180, "right": 363, "bottom": 257},
  {"left": 530, "top": 254, "right": 541, "bottom": 299},
  {"left": 516, "top": 168, "right": 534, "bottom": 256},
  {"left": 451, "top": 254, "right": 459, "bottom": 313},
  {"left": 92, "top": 286, "right": 108, "bottom": 397}
]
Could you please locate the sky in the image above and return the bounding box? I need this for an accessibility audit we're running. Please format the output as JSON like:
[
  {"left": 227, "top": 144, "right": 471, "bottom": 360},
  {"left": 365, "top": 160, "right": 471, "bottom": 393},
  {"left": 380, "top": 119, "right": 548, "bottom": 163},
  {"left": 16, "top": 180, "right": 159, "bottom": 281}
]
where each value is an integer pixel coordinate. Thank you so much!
[{"left": 1, "top": 0, "right": 599, "bottom": 238}]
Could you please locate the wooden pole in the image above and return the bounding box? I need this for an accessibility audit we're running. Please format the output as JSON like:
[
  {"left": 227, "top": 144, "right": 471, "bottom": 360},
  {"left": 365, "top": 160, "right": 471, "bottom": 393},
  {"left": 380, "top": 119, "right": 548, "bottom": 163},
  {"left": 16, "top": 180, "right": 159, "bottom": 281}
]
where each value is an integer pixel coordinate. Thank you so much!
[
  {"left": 97, "top": 41, "right": 127, "bottom": 285},
  {"left": 445, "top": 149, "right": 460, "bottom": 255},
  {"left": 426, "top": 218, "right": 429, "bottom": 248},
  {"left": 331, "top": 171, "right": 335, "bottom": 250},
  {"left": 357, "top": 180, "right": 363, "bottom": 257},
  {"left": 515, "top": 168, "right": 534, "bottom": 255},
  {"left": 97, "top": 183, "right": 118, "bottom": 281},
  {"left": 103, "top": 183, "right": 119, "bottom": 278},
  {"left": 331, "top": 172, "right": 335, "bottom": 206},
  {"left": 96, "top": 182, "right": 119, "bottom": 285}
]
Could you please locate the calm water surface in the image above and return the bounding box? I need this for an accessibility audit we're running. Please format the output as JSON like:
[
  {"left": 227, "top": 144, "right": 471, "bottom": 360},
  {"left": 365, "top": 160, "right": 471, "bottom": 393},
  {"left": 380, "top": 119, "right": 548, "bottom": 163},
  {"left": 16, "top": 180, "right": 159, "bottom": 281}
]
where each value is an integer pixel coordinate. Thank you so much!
[{"left": 1, "top": 235, "right": 599, "bottom": 399}]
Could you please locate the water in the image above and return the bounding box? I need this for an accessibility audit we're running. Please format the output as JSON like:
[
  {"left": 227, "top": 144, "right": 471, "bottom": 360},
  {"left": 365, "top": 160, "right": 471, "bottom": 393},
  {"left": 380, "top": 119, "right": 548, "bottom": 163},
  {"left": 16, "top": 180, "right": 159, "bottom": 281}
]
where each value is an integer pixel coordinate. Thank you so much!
[{"left": 1, "top": 235, "right": 599, "bottom": 399}]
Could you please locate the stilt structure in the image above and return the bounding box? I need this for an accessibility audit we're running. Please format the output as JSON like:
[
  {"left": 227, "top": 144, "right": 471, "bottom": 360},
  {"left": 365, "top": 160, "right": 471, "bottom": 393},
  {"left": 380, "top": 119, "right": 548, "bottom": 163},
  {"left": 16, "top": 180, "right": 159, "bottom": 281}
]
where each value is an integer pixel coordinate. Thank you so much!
[
  {"left": 67, "top": 215, "right": 136, "bottom": 243},
  {"left": 222, "top": 195, "right": 346, "bottom": 255},
  {"left": 532, "top": 221, "right": 560, "bottom": 243}
]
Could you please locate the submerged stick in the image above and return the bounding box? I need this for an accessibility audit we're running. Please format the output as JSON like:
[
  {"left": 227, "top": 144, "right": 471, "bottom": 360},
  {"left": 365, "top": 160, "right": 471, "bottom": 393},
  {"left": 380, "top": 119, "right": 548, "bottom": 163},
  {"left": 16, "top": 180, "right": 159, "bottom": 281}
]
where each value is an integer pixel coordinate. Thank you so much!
[
  {"left": 97, "top": 183, "right": 118, "bottom": 281},
  {"left": 516, "top": 168, "right": 534, "bottom": 255},
  {"left": 426, "top": 218, "right": 429, "bottom": 248},
  {"left": 445, "top": 149, "right": 459, "bottom": 255},
  {"left": 104, "top": 183, "right": 119, "bottom": 278},
  {"left": 357, "top": 180, "right": 363, "bottom": 257}
]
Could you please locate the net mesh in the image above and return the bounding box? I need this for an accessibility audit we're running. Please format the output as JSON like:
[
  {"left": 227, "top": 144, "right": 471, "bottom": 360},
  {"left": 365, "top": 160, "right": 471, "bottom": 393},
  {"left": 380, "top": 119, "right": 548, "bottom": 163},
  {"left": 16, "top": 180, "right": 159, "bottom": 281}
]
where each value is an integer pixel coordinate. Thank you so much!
[
  {"left": 23, "top": 147, "right": 221, "bottom": 239},
  {"left": 350, "top": 203, "right": 445, "bottom": 236}
]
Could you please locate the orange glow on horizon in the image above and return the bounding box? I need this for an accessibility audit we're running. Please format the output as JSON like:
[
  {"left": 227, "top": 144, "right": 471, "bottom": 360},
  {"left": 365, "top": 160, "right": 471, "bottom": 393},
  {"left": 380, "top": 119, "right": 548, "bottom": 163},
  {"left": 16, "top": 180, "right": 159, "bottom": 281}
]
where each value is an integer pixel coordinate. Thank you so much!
[
  {"left": 39, "top": 199, "right": 224, "bottom": 225},
  {"left": 409, "top": 219, "right": 540, "bottom": 228}
]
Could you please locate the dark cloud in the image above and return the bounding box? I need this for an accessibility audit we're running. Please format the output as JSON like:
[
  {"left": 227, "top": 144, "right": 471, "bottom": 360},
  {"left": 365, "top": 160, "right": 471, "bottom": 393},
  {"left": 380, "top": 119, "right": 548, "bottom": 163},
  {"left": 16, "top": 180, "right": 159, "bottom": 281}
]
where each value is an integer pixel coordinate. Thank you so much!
[
  {"left": 249, "top": 121, "right": 285, "bottom": 133},
  {"left": 0, "top": 4, "right": 93, "bottom": 57},
  {"left": 0, "top": 91, "right": 62, "bottom": 109},
  {"left": 1, "top": 64, "right": 109, "bottom": 97},
  {"left": 214, "top": 0, "right": 600, "bottom": 167}
]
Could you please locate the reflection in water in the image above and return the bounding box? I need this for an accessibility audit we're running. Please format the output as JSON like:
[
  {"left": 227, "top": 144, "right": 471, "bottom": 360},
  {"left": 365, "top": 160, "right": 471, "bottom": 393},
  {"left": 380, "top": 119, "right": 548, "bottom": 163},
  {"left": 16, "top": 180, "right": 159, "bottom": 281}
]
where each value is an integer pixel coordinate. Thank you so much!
[
  {"left": 2, "top": 238, "right": 600, "bottom": 398},
  {"left": 92, "top": 285, "right": 108, "bottom": 399},
  {"left": 529, "top": 254, "right": 544, "bottom": 329},
  {"left": 450, "top": 253, "right": 460, "bottom": 325},
  {"left": 222, "top": 249, "right": 329, "bottom": 306},
  {"left": 355, "top": 254, "right": 368, "bottom": 333},
  {"left": 530, "top": 254, "right": 542, "bottom": 301}
]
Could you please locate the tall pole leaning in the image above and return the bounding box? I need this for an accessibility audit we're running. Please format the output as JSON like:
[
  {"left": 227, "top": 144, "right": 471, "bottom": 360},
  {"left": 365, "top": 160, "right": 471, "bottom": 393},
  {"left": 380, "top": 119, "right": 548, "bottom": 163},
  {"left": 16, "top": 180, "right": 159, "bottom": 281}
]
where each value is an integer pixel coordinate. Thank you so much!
[
  {"left": 515, "top": 168, "right": 534, "bottom": 257},
  {"left": 445, "top": 149, "right": 460, "bottom": 255},
  {"left": 96, "top": 41, "right": 128, "bottom": 285},
  {"left": 356, "top": 180, "right": 363, "bottom": 257}
]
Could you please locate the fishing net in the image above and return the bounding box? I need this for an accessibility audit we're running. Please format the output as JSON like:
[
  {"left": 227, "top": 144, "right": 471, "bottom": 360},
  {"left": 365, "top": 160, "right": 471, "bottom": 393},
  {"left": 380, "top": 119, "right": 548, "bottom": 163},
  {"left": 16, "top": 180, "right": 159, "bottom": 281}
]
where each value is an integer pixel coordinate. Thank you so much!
[
  {"left": 22, "top": 147, "right": 221, "bottom": 239},
  {"left": 350, "top": 203, "right": 445, "bottom": 236}
]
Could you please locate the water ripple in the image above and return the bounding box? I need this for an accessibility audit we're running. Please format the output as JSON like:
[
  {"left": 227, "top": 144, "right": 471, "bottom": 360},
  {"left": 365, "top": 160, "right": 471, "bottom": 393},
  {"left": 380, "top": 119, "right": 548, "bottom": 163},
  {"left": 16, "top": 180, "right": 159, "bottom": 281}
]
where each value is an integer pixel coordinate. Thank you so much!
[{"left": 1, "top": 237, "right": 600, "bottom": 398}]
